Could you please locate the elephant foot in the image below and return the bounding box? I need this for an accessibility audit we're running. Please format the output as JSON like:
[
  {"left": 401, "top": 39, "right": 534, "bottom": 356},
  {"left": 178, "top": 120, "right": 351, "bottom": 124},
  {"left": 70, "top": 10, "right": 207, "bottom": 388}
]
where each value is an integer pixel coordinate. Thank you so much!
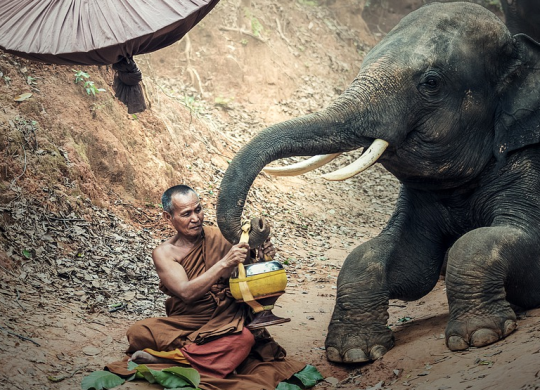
[
  {"left": 325, "top": 322, "right": 394, "bottom": 363},
  {"left": 446, "top": 312, "right": 517, "bottom": 351}
]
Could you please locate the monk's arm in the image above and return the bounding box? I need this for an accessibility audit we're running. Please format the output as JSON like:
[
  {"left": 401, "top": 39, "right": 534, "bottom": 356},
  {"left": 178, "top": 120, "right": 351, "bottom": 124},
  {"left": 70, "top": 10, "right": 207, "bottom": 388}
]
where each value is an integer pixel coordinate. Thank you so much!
[{"left": 153, "top": 243, "right": 249, "bottom": 303}]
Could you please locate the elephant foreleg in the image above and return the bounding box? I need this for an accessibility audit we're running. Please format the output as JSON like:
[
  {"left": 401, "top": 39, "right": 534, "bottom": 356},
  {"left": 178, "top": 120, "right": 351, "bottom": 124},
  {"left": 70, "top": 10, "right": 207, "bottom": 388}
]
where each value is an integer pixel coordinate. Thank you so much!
[
  {"left": 325, "top": 237, "right": 394, "bottom": 363},
  {"left": 445, "top": 226, "right": 540, "bottom": 350},
  {"left": 325, "top": 229, "right": 445, "bottom": 363}
]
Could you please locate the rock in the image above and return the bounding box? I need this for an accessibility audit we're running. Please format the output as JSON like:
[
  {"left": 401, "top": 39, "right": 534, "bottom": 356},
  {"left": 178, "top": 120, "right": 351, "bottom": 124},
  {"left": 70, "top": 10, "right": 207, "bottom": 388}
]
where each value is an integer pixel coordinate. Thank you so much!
[{"left": 82, "top": 346, "right": 101, "bottom": 356}]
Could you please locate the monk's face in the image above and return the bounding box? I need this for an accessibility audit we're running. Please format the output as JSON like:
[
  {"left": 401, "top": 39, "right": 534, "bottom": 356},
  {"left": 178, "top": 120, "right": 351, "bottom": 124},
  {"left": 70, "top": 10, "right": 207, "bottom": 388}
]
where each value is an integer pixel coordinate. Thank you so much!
[{"left": 165, "top": 192, "right": 205, "bottom": 240}]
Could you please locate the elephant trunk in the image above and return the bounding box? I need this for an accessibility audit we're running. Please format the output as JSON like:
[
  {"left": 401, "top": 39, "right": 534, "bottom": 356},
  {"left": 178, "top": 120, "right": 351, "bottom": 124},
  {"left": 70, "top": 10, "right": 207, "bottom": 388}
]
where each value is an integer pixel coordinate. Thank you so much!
[{"left": 217, "top": 97, "right": 368, "bottom": 246}]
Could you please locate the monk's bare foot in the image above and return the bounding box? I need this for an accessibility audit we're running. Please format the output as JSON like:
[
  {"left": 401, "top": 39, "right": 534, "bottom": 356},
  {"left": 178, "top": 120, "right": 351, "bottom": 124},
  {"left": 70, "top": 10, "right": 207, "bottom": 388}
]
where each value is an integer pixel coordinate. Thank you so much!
[{"left": 129, "top": 350, "right": 174, "bottom": 364}]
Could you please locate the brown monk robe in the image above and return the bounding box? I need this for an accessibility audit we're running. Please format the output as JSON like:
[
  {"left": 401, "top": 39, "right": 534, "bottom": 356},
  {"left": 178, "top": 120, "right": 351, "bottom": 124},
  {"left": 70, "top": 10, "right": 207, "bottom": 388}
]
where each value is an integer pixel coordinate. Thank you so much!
[{"left": 106, "top": 226, "right": 306, "bottom": 389}]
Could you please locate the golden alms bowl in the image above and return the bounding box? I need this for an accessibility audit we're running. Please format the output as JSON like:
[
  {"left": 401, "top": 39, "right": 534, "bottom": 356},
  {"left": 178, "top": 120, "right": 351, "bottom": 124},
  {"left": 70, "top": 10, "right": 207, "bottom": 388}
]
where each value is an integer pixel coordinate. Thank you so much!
[{"left": 229, "top": 260, "right": 287, "bottom": 300}]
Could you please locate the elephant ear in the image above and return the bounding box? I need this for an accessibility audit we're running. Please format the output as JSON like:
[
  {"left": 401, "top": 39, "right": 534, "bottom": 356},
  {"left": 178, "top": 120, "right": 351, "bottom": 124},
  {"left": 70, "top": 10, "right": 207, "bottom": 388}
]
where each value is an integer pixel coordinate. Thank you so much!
[{"left": 494, "top": 34, "right": 540, "bottom": 162}]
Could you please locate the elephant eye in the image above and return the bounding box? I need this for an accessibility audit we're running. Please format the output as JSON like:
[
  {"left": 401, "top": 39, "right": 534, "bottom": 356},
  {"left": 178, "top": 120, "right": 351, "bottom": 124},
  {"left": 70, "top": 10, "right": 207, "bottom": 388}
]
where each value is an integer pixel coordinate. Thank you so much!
[
  {"left": 418, "top": 72, "right": 442, "bottom": 95},
  {"left": 425, "top": 77, "right": 438, "bottom": 88}
]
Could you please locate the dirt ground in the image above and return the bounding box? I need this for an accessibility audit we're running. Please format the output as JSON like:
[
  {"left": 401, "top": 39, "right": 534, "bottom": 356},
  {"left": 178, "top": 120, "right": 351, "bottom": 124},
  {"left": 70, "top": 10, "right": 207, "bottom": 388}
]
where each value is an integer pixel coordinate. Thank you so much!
[{"left": 1, "top": 0, "right": 539, "bottom": 389}]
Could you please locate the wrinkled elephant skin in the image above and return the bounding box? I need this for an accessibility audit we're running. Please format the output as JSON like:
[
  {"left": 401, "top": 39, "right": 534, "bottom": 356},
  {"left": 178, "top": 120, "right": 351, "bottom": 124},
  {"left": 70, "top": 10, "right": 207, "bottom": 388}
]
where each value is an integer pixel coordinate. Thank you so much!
[{"left": 216, "top": 2, "right": 540, "bottom": 363}]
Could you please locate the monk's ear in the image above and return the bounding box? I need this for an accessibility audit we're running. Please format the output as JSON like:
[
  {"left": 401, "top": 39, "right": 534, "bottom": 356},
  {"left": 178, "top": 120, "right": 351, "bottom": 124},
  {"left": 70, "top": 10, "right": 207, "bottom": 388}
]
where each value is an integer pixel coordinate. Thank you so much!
[{"left": 162, "top": 211, "right": 172, "bottom": 222}]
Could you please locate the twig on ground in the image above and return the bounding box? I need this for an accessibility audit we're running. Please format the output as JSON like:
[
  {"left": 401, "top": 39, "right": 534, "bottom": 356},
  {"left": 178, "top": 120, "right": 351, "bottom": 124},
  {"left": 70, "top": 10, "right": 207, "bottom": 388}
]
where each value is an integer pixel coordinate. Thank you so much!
[
  {"left": 16, "top": 288, "right": 25, "bottom": 311},
  {"left": 431, "top": 356, "right": 450, "bottom": 364},
  {"left": 48, "top": 217, "right": 87, "bottom": 222},
  {"left": 218, "top": 26, "right": 266, "bottom": 42},
  {"left": 275, "top": 18, "right": 291, "bottom": 45},
  {"left": 0, "top": 324, "right": 41, "bottom": 346}
]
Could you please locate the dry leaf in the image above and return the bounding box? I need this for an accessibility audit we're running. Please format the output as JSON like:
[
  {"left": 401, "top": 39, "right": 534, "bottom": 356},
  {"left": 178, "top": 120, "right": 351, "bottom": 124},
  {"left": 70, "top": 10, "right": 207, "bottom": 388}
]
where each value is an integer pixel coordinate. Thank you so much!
[{"left": 14, "top": 92, "right": 33, "bottom": 101}]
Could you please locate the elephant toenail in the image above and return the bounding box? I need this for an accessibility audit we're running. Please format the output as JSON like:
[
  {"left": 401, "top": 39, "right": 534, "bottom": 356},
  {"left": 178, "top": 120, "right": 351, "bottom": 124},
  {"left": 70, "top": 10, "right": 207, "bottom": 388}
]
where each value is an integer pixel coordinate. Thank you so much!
[
  {"left": 447, "top": 335, "right": 469, "bottom": 351},
  {"left": 470, "top": 329, "right": 499, "bottom": 347},
  {"left": 326, "top": 347, "right": 343, "bottom": 363},
  {"left": 369, "top": 345, "right": 387, "bottom": 360},
  {"left": 343, "top": 348, "right": 370, "bottom": 363},
  {"left": 503, "top": 320, "right": 517, "bottom": 336}
]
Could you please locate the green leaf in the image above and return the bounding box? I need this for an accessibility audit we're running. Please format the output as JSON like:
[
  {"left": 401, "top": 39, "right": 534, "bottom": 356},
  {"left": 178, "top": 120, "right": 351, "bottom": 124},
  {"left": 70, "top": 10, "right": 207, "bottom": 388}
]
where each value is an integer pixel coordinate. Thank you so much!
[
  {"left": 149, "top": 368, "right": 192, "bottom": 388},
  {"left": 162, "top": 367, "right": 200, "bottom": 387},
  {"left": 81, "top": 371, "right": 125, "bottom": 390},
  {"left": 22, "top": 249, "right": 32, "bottom": 259},
  {"left": 132, "top": 364, "right": 156, "bottom": 383},
  {"left": 275, "top": 382, "right": 302, "bottom": 390},
  {"left": 126, "top": 360, "right": 138, "bottom": 371},
  {"left": 397, "top": 316, "right": 412, "bottom": 323},
  {"left": 293, "top": 365, "right": 324, "bottom": 388}
]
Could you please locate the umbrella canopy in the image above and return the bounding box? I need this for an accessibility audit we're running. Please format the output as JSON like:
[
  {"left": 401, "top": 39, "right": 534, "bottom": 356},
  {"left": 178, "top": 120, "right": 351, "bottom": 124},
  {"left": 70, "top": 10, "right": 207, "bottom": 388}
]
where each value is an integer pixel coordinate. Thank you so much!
[{"left": 0, "top": 0, "right": 221, "bottom": 113}]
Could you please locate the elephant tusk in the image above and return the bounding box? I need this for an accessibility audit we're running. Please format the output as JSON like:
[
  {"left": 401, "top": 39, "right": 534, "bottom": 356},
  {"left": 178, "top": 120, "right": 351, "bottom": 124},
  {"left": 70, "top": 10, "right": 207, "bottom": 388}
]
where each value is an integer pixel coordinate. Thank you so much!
[
  {"left": 322, "top": 139, "right": 389, "bottom": 181},
  {"left": 263, "top": 153, "right": 341, "bottom": 176}
]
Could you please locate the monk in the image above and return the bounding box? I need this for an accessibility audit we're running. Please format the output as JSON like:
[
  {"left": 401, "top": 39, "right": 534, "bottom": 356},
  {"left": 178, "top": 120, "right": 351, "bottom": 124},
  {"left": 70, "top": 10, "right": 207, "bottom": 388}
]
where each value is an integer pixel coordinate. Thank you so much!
[{"left": 107, "top": 185, "right": 306, "bottom": 389}]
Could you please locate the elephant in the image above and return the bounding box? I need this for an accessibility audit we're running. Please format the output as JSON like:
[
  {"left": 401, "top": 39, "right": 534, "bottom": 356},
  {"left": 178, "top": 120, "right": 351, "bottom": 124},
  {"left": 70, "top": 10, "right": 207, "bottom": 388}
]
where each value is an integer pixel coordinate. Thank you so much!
[{"left": 215, "top": 1, "right": 540, "bottom": 363}]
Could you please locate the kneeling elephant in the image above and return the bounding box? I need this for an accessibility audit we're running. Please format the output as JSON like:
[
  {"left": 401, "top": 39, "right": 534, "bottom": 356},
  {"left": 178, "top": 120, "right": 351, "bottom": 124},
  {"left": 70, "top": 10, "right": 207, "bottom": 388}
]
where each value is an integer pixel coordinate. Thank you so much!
[{"left": 216, "top": 2, "right": 540, "bottom": 363}]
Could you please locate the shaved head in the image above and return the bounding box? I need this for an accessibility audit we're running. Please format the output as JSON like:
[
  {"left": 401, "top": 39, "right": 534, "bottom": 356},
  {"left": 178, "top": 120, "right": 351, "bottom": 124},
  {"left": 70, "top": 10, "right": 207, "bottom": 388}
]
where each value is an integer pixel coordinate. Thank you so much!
[{"left": 161, "top": 185, "right": 198, "bottom": 215}]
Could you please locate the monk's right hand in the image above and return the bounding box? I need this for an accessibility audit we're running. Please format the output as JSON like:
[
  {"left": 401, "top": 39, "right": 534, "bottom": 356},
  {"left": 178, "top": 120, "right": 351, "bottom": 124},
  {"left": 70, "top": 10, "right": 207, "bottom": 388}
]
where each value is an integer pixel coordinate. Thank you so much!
[{"left": 222, "top": 243, "right": 250, "bottom": 268}]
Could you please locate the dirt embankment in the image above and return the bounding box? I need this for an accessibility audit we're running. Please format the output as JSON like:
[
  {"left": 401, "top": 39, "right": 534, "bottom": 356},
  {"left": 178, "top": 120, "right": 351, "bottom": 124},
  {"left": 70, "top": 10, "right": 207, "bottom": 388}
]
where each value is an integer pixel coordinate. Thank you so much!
[{"left": 1, "top": 1, "right": 538, "bottom": 390}]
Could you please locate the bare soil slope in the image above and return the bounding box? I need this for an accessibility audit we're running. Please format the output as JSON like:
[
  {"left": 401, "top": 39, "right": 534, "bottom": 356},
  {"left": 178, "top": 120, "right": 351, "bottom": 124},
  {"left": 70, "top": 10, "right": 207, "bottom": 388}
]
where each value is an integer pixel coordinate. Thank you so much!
[{"left": 1, "top": 1, "right": 539, "bottom": 390}]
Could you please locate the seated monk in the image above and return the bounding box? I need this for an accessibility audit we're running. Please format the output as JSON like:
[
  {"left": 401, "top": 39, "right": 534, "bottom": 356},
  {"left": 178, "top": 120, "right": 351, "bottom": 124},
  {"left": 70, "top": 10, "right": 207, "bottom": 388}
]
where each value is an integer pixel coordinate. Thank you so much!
[{"left": 106, "top": 184, "right": 307, "bottom": 389}]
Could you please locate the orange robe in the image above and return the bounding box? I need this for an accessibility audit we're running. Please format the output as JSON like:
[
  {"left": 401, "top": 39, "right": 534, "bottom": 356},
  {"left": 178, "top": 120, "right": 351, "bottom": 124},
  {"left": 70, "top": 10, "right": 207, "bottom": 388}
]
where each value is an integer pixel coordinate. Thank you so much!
[{"left": 107, "top": 226, "right": 305, "bottom": 389}]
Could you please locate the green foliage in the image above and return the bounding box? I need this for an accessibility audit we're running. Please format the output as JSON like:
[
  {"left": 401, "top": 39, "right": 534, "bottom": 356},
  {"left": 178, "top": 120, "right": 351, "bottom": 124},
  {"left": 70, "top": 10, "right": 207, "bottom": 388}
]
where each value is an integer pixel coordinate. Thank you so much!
[
  {"left": 243, "top": 9, "right": 263, "bottom": 37},
  {"left": 162, "top": 367, "right": 201, "bottom": 388},
  {"left": 0, "top": 70, "right": 11, "bottom": 86},
  {"left": 149, "top": 368, "right": 193, "bottom": 388},
  {"left": 276, "top": 382, "right": 302, "bottom": 390},
  {"left": 276, "top": 365, "right": 324, "bottom": 389},
  {"left": 292, "top": 365, "right": 324, "bottom": 387},
  {"left": 73, "top": 70, "right": 90, "bottom": 84},
  {"left": 73, "top": 69, "right": 106, "bottom": 96},
  {"left": 26, "top": 76, "right": 37, "bottom": 85},
  {"left": 251, "top": 17, "right": 263, "bottom": 37},
  {"left": 84, "top": 81, "right": 106, "bottom": 96},
  {"left": 128, "top": 363, "right": 201, "bottom": 389},
  {"left": 397, "top": 316, "right": 412, "bottom": 323},
  {"left": 81, "top": 371, "right": 125, "bottom": 390}
]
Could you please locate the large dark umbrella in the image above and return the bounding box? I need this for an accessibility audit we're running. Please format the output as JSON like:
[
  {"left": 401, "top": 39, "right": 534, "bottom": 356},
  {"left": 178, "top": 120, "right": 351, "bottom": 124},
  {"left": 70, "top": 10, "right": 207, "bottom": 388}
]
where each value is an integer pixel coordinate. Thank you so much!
[{"left": 0, "top": 0, "right": 221, "bottom": 113}]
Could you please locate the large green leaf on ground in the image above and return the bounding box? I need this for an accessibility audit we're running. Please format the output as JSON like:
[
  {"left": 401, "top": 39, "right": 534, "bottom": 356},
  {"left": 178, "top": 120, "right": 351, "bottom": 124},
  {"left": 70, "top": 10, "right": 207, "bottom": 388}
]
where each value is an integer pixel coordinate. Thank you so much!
[
  {"left": 81, "top": 371, "right": 125, "bottom": 390},
  {"left": 131, "top": 364, "right": 156, "bottom": 383},
  {"left": 149, "top": 368, "right": 193, "bottom": 388},
  {"left": 275, "top": 365, "right": 324, "bottom": 390},
  {"left": 293, "top": 365, "right": 324, "bottom": 388},
  {"left": 275, "top": 382, "right": 302, "bottom": 390},
  {"left": 162, "top": 366, "right": 201, "bottom": 387}
]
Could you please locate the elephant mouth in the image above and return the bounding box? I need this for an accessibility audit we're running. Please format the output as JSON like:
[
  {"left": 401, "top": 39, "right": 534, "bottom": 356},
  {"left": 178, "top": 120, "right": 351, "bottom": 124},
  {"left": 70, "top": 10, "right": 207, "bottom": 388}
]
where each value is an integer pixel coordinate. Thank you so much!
[{"left": 262, "top": 138, "right": 389, "bottom": 181}]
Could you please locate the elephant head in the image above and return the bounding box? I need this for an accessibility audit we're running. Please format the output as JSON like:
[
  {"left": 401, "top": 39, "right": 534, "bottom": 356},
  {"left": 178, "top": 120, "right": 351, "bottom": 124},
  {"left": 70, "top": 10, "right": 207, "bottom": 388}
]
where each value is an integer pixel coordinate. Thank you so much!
[{"left": 216, "top": 2, "right": 540, "bottom": 246}]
